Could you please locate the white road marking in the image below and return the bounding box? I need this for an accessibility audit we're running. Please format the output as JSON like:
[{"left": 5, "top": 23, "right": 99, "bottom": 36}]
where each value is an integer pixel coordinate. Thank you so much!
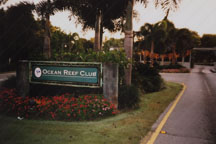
[
  {"left": 202, "top": 69, "right": 211, "bottom": 74},
  {"left": 204, "top": 80, "right": 212, "bottom": 97}
]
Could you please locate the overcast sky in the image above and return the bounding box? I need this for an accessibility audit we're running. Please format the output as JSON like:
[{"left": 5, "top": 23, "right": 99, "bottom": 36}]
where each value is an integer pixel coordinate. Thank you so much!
[{"left": 2, "top": 0, "right": 216, "bottom": 40}]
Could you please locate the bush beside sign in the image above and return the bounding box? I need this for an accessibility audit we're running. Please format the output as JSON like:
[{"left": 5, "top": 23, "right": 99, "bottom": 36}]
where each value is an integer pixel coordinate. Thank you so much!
[{"left": 29, "top": 61, "right": 102, "bottom": 88}]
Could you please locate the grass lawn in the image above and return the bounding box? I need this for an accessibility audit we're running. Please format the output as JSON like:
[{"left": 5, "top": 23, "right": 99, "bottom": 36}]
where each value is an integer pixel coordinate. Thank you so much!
[{"left": 0, "top": 82, "right": 182, "bottom": 144}]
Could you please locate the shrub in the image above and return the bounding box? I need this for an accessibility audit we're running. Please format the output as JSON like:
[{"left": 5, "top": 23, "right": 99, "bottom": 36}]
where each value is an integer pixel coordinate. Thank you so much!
[
  {"left": 30, "top": 84, "right": 102, "bottom": 97},
  {"left": 132, "top": 63, "right": 165, "bottom": 93},
  {"left": 0, "top": 88, "right": 117, "bottom": 121},
  {"left": 53, "top": 49, "right": 130, "bottom": 67},
  {"left": 159, "top": 64, "right": 185, "bottom": 70},
  {"left": 1, "top": 77, "right": 103, "bottom": 97},
  {"left": 141, "top": 75, "right": 165, "bottom": 92},
  {"left": 118, "top": 85, "right": 140, "bottom": 109}
]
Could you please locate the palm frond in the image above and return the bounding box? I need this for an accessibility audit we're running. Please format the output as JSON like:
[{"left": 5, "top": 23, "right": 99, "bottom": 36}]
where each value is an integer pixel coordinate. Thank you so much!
[
  {"left": 36, "top": 0, "right": 58, "bottom": 18},
  {"left": 160, "top": 0, "right": 181, "bottom": 12},
  {"left": 136, "top": 0, "right": 148, "bottom": 8},
  {"left": 0, "top": 0, "right": 8, "bottom": 5}
]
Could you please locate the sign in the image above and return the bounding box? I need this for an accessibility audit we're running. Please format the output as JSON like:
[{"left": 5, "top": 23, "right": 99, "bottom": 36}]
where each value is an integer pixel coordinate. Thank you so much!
[{"left": 29, "top": 61, "right": 102, "bottom": 88}]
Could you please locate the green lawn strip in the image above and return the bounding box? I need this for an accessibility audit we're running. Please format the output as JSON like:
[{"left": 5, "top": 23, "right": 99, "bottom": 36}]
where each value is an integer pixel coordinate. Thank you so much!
[{"left": 0, "top": 82, "right": 182, "bottom": 144}]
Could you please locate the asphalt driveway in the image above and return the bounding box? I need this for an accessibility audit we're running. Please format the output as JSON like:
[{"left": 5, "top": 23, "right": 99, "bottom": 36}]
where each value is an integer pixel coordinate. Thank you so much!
[{"left": 154, "top": 65, "right": 216, "bottom": 144}]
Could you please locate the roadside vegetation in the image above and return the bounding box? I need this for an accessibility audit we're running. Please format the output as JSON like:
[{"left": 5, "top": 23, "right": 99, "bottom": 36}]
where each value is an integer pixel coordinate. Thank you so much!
[
  {"left": 0, "top": 88, "right": 117, "bottom": 121},
  {"left": 0, "top": 62, "right": 164, "bottom": 120},
  {"left": 0, "top": 61, "right": 181, "bottom": 143},
  {"left": 159, "top": 64, "right": 190, "bottom": 73},
  {"left": 0, "top": 82, "right": 182, "bottom": 144},
  {"left": 0, "top": 1, "right": 187, "bottom": 143},
  {"left": 1, "top": 1, "right": 216, "bottom": 73}
]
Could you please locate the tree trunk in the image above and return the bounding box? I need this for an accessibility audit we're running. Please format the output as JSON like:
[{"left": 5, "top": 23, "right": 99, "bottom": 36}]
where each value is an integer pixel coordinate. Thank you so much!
[
  {"left": 43, "top": 14, "right": 51, "bottom": 59},
  {"left": 94, "top": 10, "right": 102, "bottom": 51},
  {"left": 139, "top": 54, "right": 142, "bottom": 62},
  {"left": 143, "top": 54, "right": 146, "bottom": 64},
  {"left": 161, "top": 56, "right": 165, "bottom": 66},
  {"left": 171, "top": 44, "right": 176, "bottom": 65},
  {"left": 150, "top": 41, "right": 154, "bottom": 67},
  {"left": 124, "top": 0, "right": 134, "bottom": 85},
  {"left": 182, "top": 52, "right": 185, "bottom": 65},
  {"left": 143, "top": 51, "right": 147, "bottom": 64},
  {"left": 100, "top": 14, "right": 103, "bottom": 50}
]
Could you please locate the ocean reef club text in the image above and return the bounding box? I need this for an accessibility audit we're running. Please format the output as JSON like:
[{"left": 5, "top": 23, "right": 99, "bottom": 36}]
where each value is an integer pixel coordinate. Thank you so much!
[{"left": 42, "top": 69, "right": 97, "bottom": 77}]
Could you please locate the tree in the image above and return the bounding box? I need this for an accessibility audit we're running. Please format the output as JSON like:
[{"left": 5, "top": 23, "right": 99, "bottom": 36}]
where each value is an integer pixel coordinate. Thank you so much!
[
  {"left": 50, "top": 26, "right": 93, "bottom": 58},
  {"left": 176, "top": 28, "right": 200, "bottom": 64},
  {"left": 50, "top": 26, "right": 70, "bottom": 55},
  {"left": 140, "top": 21, "right": 167, "bottom": 67},
  {"left": 201, "top": 34, "right": 216, "bottom": 47},
  {"left": 53, "top": 0, "right": 128, "bottom": 52},
  {"left": 123, "top": 0, "right": 181, "bottom": 85},
  {"left": 161, "top": 19, "right": 178, "bottom": 65},
  {"left": 36, "top": 0, "right": 58, "bottom": 59},
  {"left": 103, "top": 38, "right": 124, "bottom": 51},
  {"left": 134, "top": 31, "right": 151, "bottom": 63},
  {"left": 155, "top": 40, "right": 167, "bottom": 65},
  {"left": 72, "top": 0, "right": 127, "bottom": 51},
  {"left": 156, "top": 0, "right": 181, "bottom": 14},
  {"left": 79, "top": 38, "right": 94, "bottom": 53},
  {"left": 123, "top": 0, "right": 135, "bottom": 85},
  {"left": 0, "top": 2, "right": 42, "bottom": 71},
  {"left": 51, "top": 0, "right": 181, "bottom": 85},
  {"left": 0, "top": 8, "right": 7, "bottom": 71}
]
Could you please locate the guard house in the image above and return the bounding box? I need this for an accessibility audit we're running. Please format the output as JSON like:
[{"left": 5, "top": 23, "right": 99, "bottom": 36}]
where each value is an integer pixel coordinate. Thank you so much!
[{"left": 190, "top": 47, "right": 216, "bottom": 68}]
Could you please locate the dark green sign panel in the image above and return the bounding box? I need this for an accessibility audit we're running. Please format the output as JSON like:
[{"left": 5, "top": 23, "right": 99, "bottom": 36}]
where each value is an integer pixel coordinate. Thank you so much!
[{"left": 29, "top": 61, "right": 102, "bottom": 88}]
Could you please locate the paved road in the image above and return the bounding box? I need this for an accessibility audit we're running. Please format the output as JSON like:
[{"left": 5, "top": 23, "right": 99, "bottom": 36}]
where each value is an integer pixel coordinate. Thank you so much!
[
  {"left": 0, "top": 72, "right": 16, "bottom": 87},
  {"left": 0, "top": 72, "right": 15, "bottom": 81},
  {"left": 154, "top": 65, "right": 216, "bottom": 144}
]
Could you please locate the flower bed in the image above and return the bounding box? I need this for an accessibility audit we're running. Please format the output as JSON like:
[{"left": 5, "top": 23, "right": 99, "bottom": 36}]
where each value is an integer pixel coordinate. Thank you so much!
[
  {"left": 160, "top": 68, "right": 190, "bottom": 73},
  {"left": 0, "top": 88, "right": 117, "bottom": 121}
]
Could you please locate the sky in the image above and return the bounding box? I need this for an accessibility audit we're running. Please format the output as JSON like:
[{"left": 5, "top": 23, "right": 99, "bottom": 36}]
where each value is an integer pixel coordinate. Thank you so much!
[{"left": 1, "top": 0, "right": 216, "bottom": 40}]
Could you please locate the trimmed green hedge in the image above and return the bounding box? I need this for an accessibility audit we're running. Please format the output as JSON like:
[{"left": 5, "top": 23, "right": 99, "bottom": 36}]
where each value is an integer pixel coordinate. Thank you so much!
[
  {"left": 118, "top": 85, "right": 140, "bottom": 109},
  {"left": 132, "top": 63, "right": 165, "bottom": 93}
]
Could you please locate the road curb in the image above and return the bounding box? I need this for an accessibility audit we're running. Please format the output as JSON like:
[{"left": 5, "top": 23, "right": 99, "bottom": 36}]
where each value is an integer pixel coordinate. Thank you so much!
[{"left": 141, "top": 83, "right": 186, "bottom": 144}]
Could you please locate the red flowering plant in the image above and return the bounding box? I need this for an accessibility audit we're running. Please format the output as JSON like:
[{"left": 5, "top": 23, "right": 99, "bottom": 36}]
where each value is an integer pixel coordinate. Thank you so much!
[
  {"left": 0, "top": 88, "right": 33, "bottom": 118},
  {"left": 0, "top": 88, "right": 118, "bottom": 121}
]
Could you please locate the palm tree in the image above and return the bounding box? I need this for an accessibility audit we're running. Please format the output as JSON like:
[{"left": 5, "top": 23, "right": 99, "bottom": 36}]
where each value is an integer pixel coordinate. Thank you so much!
[
  {"left": 78, "top": 0, "right": 128, "bottom": 51},
  {"left": 94, "top": 9, "right": 102, "bottom": 51},
  {"left": 161, "top": 18, "right": 178, "bottom": 65},
  {"left": 140, "top": 21, "right": 167, "bottom": 67},
  {"left": 36, "top": 0, "right": 57, "bottom": 59},
  {"left": 159, "top": 0, "right": 182, "bottom": 65},
  {"left": 53, "top": 0, "right": 128, "bottom": 52},
  {"left": 155, "top": 40, "right": 167, "bottom": 65},
  {"left": 169, "top": 28, "right": 178, "bottom": 65},
  {"left": 123, "top": 0, "right": 181, "bottom": 85},
  {"left": 123, "top": 0, "right": 135, "bottom": 85},
  {"left": 176, "top": 29, "right": 200, "bottom": 64}
]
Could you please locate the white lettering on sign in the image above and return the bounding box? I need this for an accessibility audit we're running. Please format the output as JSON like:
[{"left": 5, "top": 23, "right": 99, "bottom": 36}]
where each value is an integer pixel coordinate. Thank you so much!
[
  {"left": 80, "top": 71, "right": 97, "bottom": 77},
  {"left": 63, "top": 70, "right": 78, "bottom": 76},
  {"left": 42, "top": 69, "right": 62, "bottom": 75},
  {"left": 40, "top": 69, "right": 97, "bottom": 77}
]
